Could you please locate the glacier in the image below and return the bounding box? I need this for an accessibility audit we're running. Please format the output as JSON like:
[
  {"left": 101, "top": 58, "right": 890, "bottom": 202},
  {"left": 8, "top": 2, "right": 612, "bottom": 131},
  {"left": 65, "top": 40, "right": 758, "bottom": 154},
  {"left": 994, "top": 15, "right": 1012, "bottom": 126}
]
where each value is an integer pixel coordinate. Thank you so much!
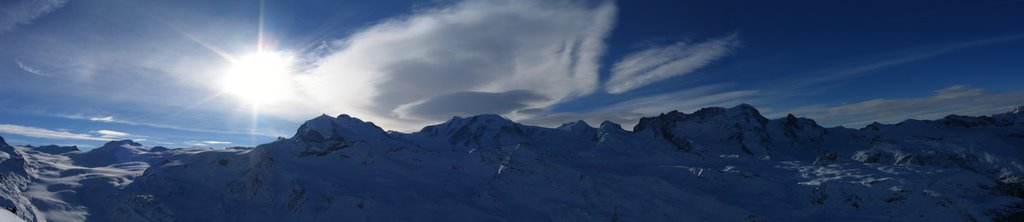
[{"left": 1, "top": 104, "right": 1024, "bottom": 221}]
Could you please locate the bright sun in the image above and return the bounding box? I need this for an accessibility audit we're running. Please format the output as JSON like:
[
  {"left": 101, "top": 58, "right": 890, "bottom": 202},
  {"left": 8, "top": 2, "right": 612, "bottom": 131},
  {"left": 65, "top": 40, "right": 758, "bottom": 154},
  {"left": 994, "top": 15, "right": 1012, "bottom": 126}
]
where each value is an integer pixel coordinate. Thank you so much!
[{"left": 222, "top": 52, "right": 292, "bottom": 104}]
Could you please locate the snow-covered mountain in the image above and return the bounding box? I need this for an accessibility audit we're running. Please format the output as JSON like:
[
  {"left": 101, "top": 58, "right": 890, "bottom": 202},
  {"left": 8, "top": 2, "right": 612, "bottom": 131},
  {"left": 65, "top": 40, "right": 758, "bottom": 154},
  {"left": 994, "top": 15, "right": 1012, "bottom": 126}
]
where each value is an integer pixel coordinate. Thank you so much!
[{"left": 2, "top": 104, "right": 1024, "bottom": 221}]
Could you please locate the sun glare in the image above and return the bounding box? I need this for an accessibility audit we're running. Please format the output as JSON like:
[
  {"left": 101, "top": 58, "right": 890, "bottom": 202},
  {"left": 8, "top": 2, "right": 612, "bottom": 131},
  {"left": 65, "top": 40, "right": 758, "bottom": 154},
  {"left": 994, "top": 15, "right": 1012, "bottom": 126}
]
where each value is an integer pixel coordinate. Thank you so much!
[{"left": 222, "top": 52, "right": 292, "bottom": 104}]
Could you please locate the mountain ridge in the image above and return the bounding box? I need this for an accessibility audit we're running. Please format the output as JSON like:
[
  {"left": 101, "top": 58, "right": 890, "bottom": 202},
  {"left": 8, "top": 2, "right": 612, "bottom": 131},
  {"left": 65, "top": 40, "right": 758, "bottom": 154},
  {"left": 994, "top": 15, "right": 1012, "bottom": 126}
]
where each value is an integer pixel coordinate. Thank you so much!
[{"left": 2, "top": 104, "right": 1024, "bottom": 221}]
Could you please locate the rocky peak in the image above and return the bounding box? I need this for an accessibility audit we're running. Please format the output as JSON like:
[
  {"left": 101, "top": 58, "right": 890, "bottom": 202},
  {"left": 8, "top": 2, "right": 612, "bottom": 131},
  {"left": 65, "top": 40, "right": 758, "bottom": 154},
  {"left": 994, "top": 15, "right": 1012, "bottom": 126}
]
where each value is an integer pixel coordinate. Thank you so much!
[
  {"left": 785, "top": 114, "right": 798, "bottom": 122},
  {"left": 782, "top": 114, "right": 823, "bottom": 130},
  {"left": 0, "top": 135, "right": 25, "bottom": 164},
  {"left": 0, "top": 135, "right": 12, "bottom": 153}
]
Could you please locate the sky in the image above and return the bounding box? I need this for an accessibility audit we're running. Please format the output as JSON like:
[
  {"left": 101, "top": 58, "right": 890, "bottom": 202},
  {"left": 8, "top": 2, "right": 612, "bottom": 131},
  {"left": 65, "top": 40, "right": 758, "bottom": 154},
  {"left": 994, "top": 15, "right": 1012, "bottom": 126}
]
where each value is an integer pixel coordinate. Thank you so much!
[{"left": 0, "top": 0, "right": 1022, "bottom": 149}]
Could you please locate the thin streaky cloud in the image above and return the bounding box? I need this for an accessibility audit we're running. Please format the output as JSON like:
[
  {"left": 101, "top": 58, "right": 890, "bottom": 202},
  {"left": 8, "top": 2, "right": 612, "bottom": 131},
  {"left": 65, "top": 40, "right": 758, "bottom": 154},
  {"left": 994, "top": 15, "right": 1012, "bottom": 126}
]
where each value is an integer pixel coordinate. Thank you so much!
[
  {"left": 606, "top": 33, "right": 740, "bottom": 94},
  {"left": 202, "top": 141, "right": 230, "bottom": 144},
  {"left": 0, "top": 0, "right": 68, "bottom": 33},
  {"left": 185, "top": 140, "right": 232, "bottom": 146},
  {"left": 88, "top": 116, "right": 114, "bottom": 122},
  {"left": 94, "top": 129, "right": 130, "bottom": 138},
  {"left": 0, "top": 124, "right": 111, "bottom": 141},
  {"left": 789, "top": 85, "right": 1024, "bottom": 128},
  {"left": 15, "top": 60, "right": 46, "bottom": 76},
  {"left": 58, "top": 114, "right": 283, "bottom": 137},
  {"left": 789, "top": 34, "right": 1024, "bottom": 89}
]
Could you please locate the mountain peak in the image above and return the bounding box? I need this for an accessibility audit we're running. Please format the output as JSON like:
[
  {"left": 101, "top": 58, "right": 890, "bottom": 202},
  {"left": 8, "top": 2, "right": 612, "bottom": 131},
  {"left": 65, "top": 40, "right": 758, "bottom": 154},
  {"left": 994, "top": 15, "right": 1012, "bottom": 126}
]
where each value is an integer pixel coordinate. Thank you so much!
[
  {"left": 558, "top": 120, "right": 594, "bottom": 131},
  {"left": 599, "top": 120, "right": 622, "bottom": 129},
  {"left": 466, "top": 114, "right": 511, "bottom": 123},
  {"left": 293, "top": 114, "right": 387, "bottom": 143},
  {"left": 732, "top": 103, "right": 757, "bottom": 111},
  {"left": 417, "top": 114, "right": 525, "bottom": 147},
  {"left": 0, "top": 135, "right": 8, "bottom": 148},
  {"left": 727, "top": 103, "right": 765, "bottom": 117},
  {"left": 445, "top": 114, "right": 515, "bottom": 128},
  {"left": 102, "top": 140, "right": 143, "bottom": 148},
  {"left": 1012, "top": 105, "right": 1024, "bottom": 114},
  {"left": 0, "top": 135, "right": 15, "bottom": 155}
]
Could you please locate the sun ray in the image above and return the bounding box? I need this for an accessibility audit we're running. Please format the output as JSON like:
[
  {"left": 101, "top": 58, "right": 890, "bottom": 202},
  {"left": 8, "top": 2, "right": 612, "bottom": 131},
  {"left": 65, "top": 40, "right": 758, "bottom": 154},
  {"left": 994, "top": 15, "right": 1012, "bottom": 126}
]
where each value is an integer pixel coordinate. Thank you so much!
[
  {"left": 163, "top": 21, "right": 238, "bottom": 62},
  {"left": 258, "top": 0, "right": 266, "bottom": 52}
]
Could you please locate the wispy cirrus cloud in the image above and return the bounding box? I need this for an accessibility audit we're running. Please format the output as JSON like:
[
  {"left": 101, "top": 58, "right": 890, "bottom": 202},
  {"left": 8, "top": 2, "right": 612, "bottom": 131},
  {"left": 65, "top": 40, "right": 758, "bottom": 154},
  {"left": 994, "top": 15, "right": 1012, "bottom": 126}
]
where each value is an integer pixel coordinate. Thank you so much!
[
  {"left": 15, "top": 60, "right": 46, "bottom": 76},
  {"left": 605, "top": 34, "right": 741, "bottom": 94},
  {"left": 395, "top": 90, "right": 550, "bottom": 121},
  {"left": 93, "top": 129, "right": 129, "bottom": 138},
  {"left": 790, "top": 85, "right": 1024, "bottom": 127},
  {"left": 785, "top": 34, "right": 1024, "bottom": 89},
  {"left": 0, "top": 124, "right": 111, "bottom": 141},
  {"left": 0, "top": 0, "right": 68, "bottom": 33},
  {"left": 185, "top": 140, "right": 231, "bottom": 147},
  {"left": 57, "top": 114, "right": 282, "bottom": 137},
  {"left": 88, "top": 116, "right": 114, "bottom": 122}
]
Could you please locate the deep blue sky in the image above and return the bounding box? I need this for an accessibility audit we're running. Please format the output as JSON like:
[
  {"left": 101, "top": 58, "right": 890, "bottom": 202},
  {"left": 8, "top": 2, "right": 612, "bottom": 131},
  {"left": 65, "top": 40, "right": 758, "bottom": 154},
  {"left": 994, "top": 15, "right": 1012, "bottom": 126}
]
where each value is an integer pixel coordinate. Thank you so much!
[{"left": 1, "top": 0, "right": 1022, "bottom": 149}]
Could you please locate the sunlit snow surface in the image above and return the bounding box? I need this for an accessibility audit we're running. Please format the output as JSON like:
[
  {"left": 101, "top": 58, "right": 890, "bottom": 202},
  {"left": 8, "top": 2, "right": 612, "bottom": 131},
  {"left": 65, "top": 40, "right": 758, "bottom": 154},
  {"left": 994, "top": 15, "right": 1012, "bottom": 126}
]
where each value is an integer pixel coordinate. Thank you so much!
[{"left": 2, "top": 104, "right": 1024, "bottom": 221}]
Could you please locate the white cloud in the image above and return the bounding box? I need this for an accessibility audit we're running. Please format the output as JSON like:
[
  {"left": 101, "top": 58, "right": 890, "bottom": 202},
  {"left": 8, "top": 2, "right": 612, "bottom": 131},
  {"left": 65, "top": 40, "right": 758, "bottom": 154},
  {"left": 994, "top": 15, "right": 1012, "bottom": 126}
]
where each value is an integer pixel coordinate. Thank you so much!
[
  {"left": 789, "top": 85, "right": 1024, "bottom": 127},
  {"left": 94, "top": 129, "right": 129, "bottom": 138},
  {"left": 185, "top": 140, "right": 231, "bottom": 146},
  {"left": 605, "top": 34, "right": 740, "bottom": 94},
  {"left": 202, "top": 141, "right": 230, "bottom": 145},
  {"left": 15, "top": 60, "right": 45, "bottom": 75},
  {"left": 88, "top": 116, "right": 114, "bottom": 122},
  {"left": 0, "top": 0, "right": 68, "bottom": 33},
  {"left": 0, "top": 124, "right": 110, "bottom": 141},
  {"left": 291, "top": 0, "right": 617, "bottom": 131},
  {"left": 57, "top": 114, "right": 282, "bottom": 137}
]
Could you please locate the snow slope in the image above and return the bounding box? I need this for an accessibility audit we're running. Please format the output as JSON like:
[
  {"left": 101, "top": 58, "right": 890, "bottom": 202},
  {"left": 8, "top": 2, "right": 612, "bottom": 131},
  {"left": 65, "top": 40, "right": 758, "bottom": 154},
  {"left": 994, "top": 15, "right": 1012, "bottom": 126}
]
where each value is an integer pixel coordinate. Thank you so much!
[
  {"left": 2, "top": 104, "right": 1024, "bottom": 221},
  {"left": 1, "top": 209, "right": 25, "bottom": 222}
]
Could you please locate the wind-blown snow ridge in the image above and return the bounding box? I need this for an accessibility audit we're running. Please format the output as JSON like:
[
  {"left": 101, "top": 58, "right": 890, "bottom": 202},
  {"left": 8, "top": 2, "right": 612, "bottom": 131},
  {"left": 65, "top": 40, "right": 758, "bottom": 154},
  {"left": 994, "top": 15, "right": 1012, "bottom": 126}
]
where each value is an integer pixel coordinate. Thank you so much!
[{"left": 2, "top": 104, "right": 1024, "bottom": 221}]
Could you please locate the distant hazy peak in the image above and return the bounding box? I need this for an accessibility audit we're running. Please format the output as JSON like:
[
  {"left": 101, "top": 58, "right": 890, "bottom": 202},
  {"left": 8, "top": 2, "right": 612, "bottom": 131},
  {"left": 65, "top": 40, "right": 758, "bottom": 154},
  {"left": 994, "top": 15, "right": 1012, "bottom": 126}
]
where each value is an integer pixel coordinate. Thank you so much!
[{"left": 101, "top": 140, "right": 143, "bottom": 148}]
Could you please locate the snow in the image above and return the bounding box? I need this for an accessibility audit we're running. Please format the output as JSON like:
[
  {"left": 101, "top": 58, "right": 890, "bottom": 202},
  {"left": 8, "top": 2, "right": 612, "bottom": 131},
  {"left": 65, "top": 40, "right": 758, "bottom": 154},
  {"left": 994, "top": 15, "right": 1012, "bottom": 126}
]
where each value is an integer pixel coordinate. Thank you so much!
[
  {"left": 1, "top": 104, "right": 1024, "bottom": 221},
  {"left": 1, "top": 209, "right": 25, "bottom": 222}
]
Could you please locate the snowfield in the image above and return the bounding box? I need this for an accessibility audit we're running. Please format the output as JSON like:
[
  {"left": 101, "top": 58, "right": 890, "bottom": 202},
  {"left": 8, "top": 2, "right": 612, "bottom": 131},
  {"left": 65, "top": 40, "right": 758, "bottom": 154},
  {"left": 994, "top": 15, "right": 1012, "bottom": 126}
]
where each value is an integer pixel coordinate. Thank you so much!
[{"left": 2, "top": 104, "right": 1024, "bottom": 221}]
